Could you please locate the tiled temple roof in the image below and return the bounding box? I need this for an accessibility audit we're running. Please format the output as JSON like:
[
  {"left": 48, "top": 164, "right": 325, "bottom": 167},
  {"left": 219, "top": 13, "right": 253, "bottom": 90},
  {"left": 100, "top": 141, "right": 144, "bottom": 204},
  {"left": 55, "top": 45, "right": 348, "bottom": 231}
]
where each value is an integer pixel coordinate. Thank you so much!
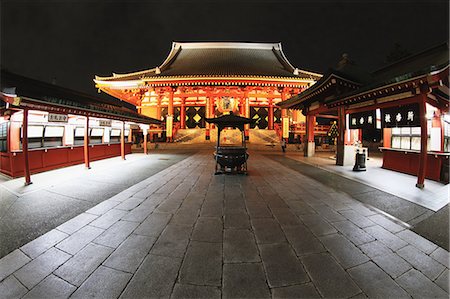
[
  {"left": 96, "top": 42, "right": 321, "bottom": 81},
  {"left": 1, "top": 70, "right": 161, "bottom": 124}
]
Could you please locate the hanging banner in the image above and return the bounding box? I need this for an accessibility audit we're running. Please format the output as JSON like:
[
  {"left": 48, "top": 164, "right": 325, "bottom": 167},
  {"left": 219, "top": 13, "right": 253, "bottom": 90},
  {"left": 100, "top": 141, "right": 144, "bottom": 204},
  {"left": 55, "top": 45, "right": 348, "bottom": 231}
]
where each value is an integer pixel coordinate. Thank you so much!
[
  {"left": 382, "top": 103, "right": 420, "bottom": 128},
  {"left": 282, "top": 117, "right": 289, "bottom": 139},
  {"left": 349, "top": 110, "right": 376, "bottom": 129},
  {"left": 166, "top": 115, "right": 173, "bottom": 137}
]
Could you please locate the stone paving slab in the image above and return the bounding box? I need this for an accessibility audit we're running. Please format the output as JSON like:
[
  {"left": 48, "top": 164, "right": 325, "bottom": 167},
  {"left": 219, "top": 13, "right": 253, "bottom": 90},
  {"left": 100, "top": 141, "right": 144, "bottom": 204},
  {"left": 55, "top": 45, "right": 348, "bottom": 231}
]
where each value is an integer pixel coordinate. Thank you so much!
[
  {"left": 0, "top": 151, "right": 448, "bottom": 298},
  {"left": 222, "top": 263, "right": 271, "bottom": 299},
  {"left": 23, "top": 274, "right": 76, "bottom": 299}
]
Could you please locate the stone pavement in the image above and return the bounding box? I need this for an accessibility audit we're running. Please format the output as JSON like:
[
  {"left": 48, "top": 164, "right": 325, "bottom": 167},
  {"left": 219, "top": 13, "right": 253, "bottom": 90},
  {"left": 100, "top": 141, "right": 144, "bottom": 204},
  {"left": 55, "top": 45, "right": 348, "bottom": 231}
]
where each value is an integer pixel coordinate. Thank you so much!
[
  {"left": 0, "top": 151, "right": 448, "bottom": 298},
  {"left": 0, "top": 152, "right": 191, "bottom": 259}
]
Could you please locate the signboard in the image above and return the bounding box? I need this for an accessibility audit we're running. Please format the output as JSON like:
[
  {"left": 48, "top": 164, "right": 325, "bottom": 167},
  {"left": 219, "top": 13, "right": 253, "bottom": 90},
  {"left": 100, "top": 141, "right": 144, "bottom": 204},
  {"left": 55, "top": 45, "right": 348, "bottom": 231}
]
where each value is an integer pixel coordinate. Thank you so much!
[
  {"left": 349, "top": 110, "right": 376, "bottom": 129},
  {"left": 216, "top": 96, "right": 239, "bottom": 114},
  {"left": 99, "top": 120, "right": 112, "bottom": 127},
  {"left": 48, "top": 113, "right": 68, "bottom": 122},
  {"left": 282, "top": 117, "right": 289, "bottom": 139},
  {"left": 382, "top": 103, "right": 420, "bottom": 128},
  {"left": 166, "top": 115, "right": 173, "bottom": 138}
]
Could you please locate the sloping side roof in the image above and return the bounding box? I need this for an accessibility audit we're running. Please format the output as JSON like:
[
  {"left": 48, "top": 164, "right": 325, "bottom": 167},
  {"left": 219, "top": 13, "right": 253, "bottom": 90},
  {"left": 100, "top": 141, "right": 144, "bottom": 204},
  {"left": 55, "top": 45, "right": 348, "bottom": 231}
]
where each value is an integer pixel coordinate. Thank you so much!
[
  {"left": 335, "top": 43, "right": 449, "bottom": 102},
  {"left": 97, "top": 42, "right": 322, "bottom": 81},
  {"left": 279, "top": 43, "right": 449, "bottom": 110},
  {"left": 1, "top": 70, "right": 161, "bottom": 124}
]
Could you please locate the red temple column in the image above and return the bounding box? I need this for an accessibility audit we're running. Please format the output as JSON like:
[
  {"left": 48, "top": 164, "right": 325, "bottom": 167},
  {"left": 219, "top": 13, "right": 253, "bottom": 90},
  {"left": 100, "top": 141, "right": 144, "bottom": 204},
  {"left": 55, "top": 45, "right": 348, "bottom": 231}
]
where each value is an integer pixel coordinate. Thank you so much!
[
  {"left": 205, "top": 94, "right": 211, "bottom": 140},
  {"left": 239, "top": 98, "right": 244, "bottom": 116},
  {"left": 268, "top": 98, "right": 274, "bottom": 130},
  {"left": 180, "top": 97, "right": 186, "bottom": 129},
  {"left": 416, "top": 93, "right": 428, "bottom": 189},
  {"left": 84, "top": 116, "right": 90, "bottom": 169},
  {"left": 244, "top": 97, "right": 250, "bottom": 140},
  {"left": 281, "top": 89, "right": 288, "bottom": 139},
  {"left": 157, "top": 96, "right": 162, "bottom": 121},
  {"left": 304, "top": 113, "right": 316, "bottom": 157},
  {"left": 22, "top": 108, "right": 32, "bottom": 185},
  {"left": 336, "top": 106, "right": 346, "bottom": 166},
  {"left": 167, "top": 88, "right": 174, "bottom": 142},
  {"left": 121, "top": 121, "right": 126, "bottom": 160},
  {"left": 210, "top": 97, "right": 215, "bottom": 129}
]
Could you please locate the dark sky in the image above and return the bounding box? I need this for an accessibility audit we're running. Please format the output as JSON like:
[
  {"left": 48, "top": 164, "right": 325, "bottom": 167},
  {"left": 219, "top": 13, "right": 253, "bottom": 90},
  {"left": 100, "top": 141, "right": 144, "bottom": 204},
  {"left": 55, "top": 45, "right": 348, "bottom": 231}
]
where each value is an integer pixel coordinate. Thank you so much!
[{"left": 1, "top": 0, "right": 449, "bottom": 102}]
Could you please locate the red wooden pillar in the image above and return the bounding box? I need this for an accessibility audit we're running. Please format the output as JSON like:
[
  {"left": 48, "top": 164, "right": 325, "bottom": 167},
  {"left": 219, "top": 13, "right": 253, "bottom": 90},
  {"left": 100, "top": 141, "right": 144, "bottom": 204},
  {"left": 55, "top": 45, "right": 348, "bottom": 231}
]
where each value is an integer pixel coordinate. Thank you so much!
[
  {"left": 121, "top": 121, "right": 126, "bottom": 160},
  {"left": 336, "top": 106, "right": 346, "bottom": 166},
  {"left": 167, "top": 89, "right": 174, "bottom": 142},
  {"left": 244, "top": 97, "right": 250, "bottom": 140},
  {"left": 304, "top": 113, "right": 316, "bottom": 157},
  {"left": 268, "top": 99, "right": 274, "bottom": 130},
  {"left": 143, "top": 128, "right": 148, "bottom": 155},
  {"left": 281, "top": 89, "right": 288, "bottom": 138},
  {"left": 180, "top": 97, "right": 186, "bottom": 129},
  {"left": 84, "top": 116, "right": 90, "bottom": 169},
  {"left": 205, "top": 94, "right": 211, "bottom": 140},
  {"left": 22, "top": 108, "right": 32, "bottom": 185},
  {"left": 157, "top": 96, "right": 162, "bottom": 121},
  {"left": 239, "top": 98, "right": 244, "bottom": 116},
  {"left": 416, "top": 94, "right": 428, "bottom": 189}
]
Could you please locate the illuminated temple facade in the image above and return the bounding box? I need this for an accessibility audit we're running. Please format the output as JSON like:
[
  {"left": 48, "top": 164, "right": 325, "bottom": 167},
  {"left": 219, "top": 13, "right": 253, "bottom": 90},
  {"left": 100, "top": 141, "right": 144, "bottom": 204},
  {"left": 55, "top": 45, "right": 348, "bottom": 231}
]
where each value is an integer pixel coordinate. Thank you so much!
[{"left": 94, "top": 42, "right": 322, "bottom": 141}]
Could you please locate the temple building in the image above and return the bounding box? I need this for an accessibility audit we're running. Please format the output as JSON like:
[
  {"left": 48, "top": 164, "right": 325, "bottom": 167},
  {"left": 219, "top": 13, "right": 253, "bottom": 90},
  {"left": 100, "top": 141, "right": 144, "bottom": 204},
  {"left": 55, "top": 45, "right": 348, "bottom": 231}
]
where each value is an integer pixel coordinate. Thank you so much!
[
  {"left": 94, "top": 42, "right": 322, "bottom": 141},
  {"left": 279, "top": 43, "right": 449, "bottom": 188},
  {"left": 0, "top": 70, "right": 161, "bottom": 183}
]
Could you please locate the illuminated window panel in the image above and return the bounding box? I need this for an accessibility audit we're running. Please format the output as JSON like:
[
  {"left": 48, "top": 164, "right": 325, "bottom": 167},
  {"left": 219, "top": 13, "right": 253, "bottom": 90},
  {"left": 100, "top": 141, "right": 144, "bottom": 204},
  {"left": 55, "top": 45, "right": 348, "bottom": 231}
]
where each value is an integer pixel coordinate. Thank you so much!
[
  {"left": 411, "top": 137, "right": 421, "bottom": 150},
  {"left": 110, "top": 129, "right": 121, "bottom": 137},
  {"left": 45, "top": 126, "right": 64, "bottom": 137},
  {"left": 411, "top": 127, "right": 421, "bottom": 135},
  {"left": 392, "top": 137, "right": 401, "bottom": 148},
  {"left": 90, "top": 128, "right": 104, "bottom": 137},
  {"left": 25, "top": 125, "right": 44, "bottom": 138},
  {"left": 400, "top": 127, "right": 410, "bottom": 134},
  {"left": 74, "top": 127, "right": 85, "bottom": 137},
  {"left": 400, "top": 136, "right": 410, "bottom": 149}
]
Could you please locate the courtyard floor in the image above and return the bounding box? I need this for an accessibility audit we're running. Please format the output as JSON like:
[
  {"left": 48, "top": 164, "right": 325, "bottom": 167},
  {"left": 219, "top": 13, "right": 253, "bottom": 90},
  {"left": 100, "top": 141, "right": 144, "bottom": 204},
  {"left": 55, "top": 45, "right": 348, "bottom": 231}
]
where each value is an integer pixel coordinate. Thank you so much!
[{"left": 0, "top": 150, "right": 448, "bottom": 298}]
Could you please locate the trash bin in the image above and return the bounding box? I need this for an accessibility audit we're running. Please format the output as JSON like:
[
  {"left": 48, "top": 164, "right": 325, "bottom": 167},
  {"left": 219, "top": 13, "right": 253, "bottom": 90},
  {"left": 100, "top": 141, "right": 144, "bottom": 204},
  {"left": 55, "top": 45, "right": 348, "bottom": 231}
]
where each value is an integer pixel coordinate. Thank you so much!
[{"left": 353, "top": 148, "right": 367, "bottom": 171}]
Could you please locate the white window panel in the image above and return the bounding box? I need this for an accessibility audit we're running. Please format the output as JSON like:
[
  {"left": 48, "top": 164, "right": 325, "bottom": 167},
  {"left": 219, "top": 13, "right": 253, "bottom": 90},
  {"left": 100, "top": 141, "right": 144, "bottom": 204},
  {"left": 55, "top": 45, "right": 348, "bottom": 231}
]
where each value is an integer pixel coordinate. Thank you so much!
[
  {"left": 392, "top": 127, "right": 400, "bottom": 135},
  {"left": 45, "top": 126, "right": 64, "bottom": 137},
  {"left": 23, "top": 125, "right": 44, "bottom": 138},
  {"left": 411, "top": 127, "right": 421, "bottom": 135},
  {"left": 392, "top": 137, "right": 401, "bottom": 148},
  {"left": 110, "top": 129, "right": 121, "bottom": 136},
  {"left": 400, "top": 136, "right": 410, "bottom": 149},
  {"left": 90, "top": 128, "right": 104, "bottom": 137},
  {"left": 74, "top": 127, "right": 85, "bottom": 137},
  {"left": 400, "top": 127, "right": 410, "bottom": 134},
  {"left": 411, "top": 137, "right": 421, "bottom": 150}
]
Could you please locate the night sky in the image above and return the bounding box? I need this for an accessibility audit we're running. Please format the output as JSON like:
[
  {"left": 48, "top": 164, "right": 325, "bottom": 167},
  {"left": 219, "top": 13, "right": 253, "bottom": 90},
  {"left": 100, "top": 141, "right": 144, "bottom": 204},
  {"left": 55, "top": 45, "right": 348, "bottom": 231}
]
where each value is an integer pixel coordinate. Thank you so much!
[{"left": 2, "top": 0, "right": 449, "bottom": 103}]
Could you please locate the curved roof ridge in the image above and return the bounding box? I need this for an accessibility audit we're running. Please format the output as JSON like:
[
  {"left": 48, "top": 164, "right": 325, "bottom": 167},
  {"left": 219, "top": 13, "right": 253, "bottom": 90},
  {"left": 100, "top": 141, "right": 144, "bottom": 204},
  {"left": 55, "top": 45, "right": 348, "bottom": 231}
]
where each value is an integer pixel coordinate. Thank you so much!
[
  {"left": 96, "top": 68, "right": 156, "bottom": 80},
  {"left": 172, "top": 41, "right": 282, "bottom": 50}
]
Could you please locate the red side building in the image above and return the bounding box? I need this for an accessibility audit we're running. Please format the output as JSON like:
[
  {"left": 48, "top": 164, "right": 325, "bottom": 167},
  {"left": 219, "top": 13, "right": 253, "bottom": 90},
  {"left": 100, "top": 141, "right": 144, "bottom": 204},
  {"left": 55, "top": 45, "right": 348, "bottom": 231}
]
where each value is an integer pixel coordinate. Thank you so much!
[
  {"left": 0, "top": 70, "right": 161, "bottom": 183},
  {"left": 279, "top": 43, "right": 449, "bottom": 188}
]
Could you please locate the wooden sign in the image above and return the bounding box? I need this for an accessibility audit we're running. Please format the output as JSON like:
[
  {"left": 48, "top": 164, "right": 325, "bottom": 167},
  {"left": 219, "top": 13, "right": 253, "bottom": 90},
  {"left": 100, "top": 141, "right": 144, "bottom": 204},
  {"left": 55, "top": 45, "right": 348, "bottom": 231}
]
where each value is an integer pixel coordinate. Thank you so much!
[
  {"left": 382, "top": 103, "right": 420, "bottom": 128},
  {"left": 99, "top": 120, "right": 112, "bottom": 127},
  {"left": 48, "top": 113, "right": 68, "bottom": 122},
  {"left": 349, "top": 110, "right": 376, "bottom": 129}
]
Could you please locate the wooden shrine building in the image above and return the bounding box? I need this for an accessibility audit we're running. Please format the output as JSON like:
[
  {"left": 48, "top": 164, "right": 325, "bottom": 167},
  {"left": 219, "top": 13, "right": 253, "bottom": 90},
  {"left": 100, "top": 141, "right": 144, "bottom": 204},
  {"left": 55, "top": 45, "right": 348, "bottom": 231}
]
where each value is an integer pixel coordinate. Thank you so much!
[
  {"left": 0, "top": 70, "right": 161, "bottom": 184},
  {"left": 279, "top": 43, "right": 449, "bottom": 188},
  {"left": 94, "top": 42, "right": 322, "bottom": 141}
]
